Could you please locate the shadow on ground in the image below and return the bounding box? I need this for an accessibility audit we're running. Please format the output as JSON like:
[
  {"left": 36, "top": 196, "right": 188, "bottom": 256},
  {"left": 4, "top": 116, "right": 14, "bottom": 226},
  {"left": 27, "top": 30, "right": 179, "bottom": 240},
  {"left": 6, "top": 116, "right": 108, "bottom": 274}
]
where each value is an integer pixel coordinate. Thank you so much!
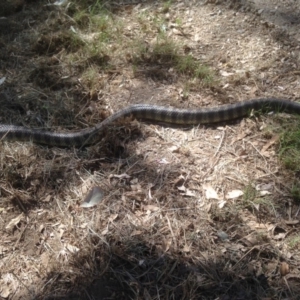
[{"left": 31, "top": 237, "right": 280, "bottom": 300}]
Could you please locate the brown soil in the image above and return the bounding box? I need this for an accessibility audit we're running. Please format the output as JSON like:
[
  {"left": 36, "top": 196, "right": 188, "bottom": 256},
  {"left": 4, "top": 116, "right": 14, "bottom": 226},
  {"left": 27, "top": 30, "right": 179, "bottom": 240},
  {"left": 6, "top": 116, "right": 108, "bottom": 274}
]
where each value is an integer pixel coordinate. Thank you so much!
[{"left": 0, "top": 0, "right": 300, "bottom": 299}]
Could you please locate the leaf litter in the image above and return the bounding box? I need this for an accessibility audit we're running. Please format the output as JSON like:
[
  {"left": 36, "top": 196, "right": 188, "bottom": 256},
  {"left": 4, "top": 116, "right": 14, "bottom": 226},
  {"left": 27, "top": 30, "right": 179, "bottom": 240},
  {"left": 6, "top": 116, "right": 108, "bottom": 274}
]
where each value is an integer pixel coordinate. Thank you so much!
[{"left": 0, "top": 0, "right": 300, "bottom": 299}]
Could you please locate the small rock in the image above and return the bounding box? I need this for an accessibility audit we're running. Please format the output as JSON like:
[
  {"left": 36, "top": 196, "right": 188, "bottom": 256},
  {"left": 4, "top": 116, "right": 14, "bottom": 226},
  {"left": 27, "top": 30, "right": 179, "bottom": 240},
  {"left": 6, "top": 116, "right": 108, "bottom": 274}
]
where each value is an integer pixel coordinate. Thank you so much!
[{"left": 217, "top": 231, "right": 229, "bottom": 241}]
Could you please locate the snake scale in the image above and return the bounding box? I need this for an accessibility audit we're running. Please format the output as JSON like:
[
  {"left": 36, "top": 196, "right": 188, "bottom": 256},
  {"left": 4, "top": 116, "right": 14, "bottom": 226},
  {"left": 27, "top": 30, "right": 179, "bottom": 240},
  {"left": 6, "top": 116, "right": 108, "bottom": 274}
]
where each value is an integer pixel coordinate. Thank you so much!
[{"left": 1, "top": 98, "right": 300, "bottom": 147}]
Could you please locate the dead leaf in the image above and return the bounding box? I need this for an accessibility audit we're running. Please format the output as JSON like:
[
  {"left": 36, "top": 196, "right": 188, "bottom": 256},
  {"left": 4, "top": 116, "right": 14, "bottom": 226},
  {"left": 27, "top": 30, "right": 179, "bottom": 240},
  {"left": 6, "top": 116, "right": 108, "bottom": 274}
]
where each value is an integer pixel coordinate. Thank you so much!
[
  {"left": 172, "top": 28, "right": 182, "bottom": 35},
  {"left": 66, "top": 243, "right": 79, "bottom": 253},
  {"left": 285, "top": 220, "right": 299, "bottom": 225},
  {"left": 101, "top": 228, "right": 109, "bottom": 235},
  {"left": 203, "top": 184, "right": 219, "bottom": 200},
  {"left": 226, "top": 190, "right": 243, "bottom": 199},
  {"left": 108, "top": 214, "right": 118, "bottom": 222},
  {"left": 177, "top": 185, "right": 186, "bottom": 192},
  {"left": 242, "top": 235, "right": 259, "bottom": 246},
  {"left": 246, "top": 220, "right": 267, "bottom": 231},
  {"left": 185, "top": 189, "right": 196, "bottom": 197},
  {"left": 163, "top": 239, "right": 172, "bottom": 252},
  {"left": 131, "top": 230, "right": 143, "bottom": 236},
  {"left": 40, "top": 252, "right": 50, "bottom": 269},
  {"left": 218, "top": 200, "right": 227, "bottom": 208},
  {"left": 130, "top": 178, "right": 138, "bottom": 184},
  {"left": 177, "top": 185, "right": 195, "bottom": 197},
  {"left": 57, "top": 228, "right": 64, "bottom": 239},
  {"left": 81, "top": 186, "right": 104, "bottom": 208},
  {"left": 168, "top": 145, "right": 179, "bottom": 153},
  {"left": 273, "top": 232, "right": 286, "bottom": 240},
  {"left": 261, "top": 135, "right": 279, "bottom": 155},
  {"left": 271, "top": 224, "right": 287, "bottom": 240},
  {"left": 259, "top": 190, "right": 271, "bottom": 196},
  {"left": 205, "top": 202, "right": 212, "bottom": 212},
  {"left": 183, "top": 244, "right": 190, "bottom": 252},
  {"left": 220, "top": 70, "right": 234, "bottom": 77},
  {"left": 253, "top": 203, "right": 260, "bottom": 211},
  {"left": 39, "top": 224, "right": 44, "bottom": 232},
  {"left": 131, "top": 183, "right": 142, "bottom": 191},
  {"left": 173, "top": 175, "right": 185, "bottom": 187},
  {"left": 158, "top": 158, "right": 170, "bottom": 164},
  {"left": 285, "top": 274, "right": 300, "bottom": 280},
  {"left": 109, "top": 173, "right": 131, "bottom": 180},
  {"left": 143, "top": 205, "right": 160, "bottom": 212},
  {"left": 256, "top": 183, "right": 273, "bottom": 191},
  {"left": 194, "top": 33, "right": 200, "bottom": 42},
  {"left": 0, "top": 285, "right": 10, "bottom": 298},
  {"left": 0, "top": 77, "right": 6, "bottom": 86},
  {"left": 230, "top": 132, "right": 247, "bottom": 145},
  {"left": 248, "top": 86, "right": 258, "bottom": 98},
  {"left": 5, "top": 213, "right": 24, "bottom": 231},
  {"left": 43, "top": 195, "right": 52, "bottom": 202},
  {"left": 280, "top": 262, "right": 290, "bottom": 276},
  {"left": 0, "top": 246, "right": 8, "bottom": 255}
]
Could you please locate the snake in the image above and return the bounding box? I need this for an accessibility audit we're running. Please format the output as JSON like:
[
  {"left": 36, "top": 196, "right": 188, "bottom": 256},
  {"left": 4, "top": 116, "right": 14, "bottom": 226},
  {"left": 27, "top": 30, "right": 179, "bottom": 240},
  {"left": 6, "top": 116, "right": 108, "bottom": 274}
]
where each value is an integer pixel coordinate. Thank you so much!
[{"left": 0, "top": 98, "right": 300, "bottom": 147}]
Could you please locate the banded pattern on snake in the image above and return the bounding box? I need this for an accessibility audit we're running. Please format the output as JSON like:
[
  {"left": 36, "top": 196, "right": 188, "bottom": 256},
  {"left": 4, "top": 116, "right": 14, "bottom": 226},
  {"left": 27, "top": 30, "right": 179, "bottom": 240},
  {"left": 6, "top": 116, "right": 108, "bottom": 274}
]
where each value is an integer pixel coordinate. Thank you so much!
[{"left": 0, "top": 98, "right": 300, "bottom": 147}]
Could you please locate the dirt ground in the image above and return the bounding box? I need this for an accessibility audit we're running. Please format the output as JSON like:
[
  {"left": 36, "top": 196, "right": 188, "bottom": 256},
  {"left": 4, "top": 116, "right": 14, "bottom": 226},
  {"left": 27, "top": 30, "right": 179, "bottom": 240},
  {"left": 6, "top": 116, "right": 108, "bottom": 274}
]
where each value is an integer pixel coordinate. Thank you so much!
[{"left": 0, "top": 0, "right": 300, "bottom": 299}]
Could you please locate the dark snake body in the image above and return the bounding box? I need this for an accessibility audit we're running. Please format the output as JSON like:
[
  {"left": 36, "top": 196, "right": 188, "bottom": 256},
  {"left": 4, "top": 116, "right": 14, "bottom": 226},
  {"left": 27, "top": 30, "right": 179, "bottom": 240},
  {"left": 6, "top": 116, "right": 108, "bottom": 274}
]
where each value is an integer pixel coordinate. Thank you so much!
[{"left": 1, "top": 98, "right": 300, "bottom": 147}]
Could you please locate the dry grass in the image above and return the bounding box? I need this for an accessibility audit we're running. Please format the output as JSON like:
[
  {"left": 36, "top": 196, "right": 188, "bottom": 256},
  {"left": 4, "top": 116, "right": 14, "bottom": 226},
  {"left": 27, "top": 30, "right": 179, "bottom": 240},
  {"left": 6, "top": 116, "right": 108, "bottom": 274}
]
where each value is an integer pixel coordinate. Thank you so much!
[{"left": 1, "top": 0, "right": 300, "bottom": 299}]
